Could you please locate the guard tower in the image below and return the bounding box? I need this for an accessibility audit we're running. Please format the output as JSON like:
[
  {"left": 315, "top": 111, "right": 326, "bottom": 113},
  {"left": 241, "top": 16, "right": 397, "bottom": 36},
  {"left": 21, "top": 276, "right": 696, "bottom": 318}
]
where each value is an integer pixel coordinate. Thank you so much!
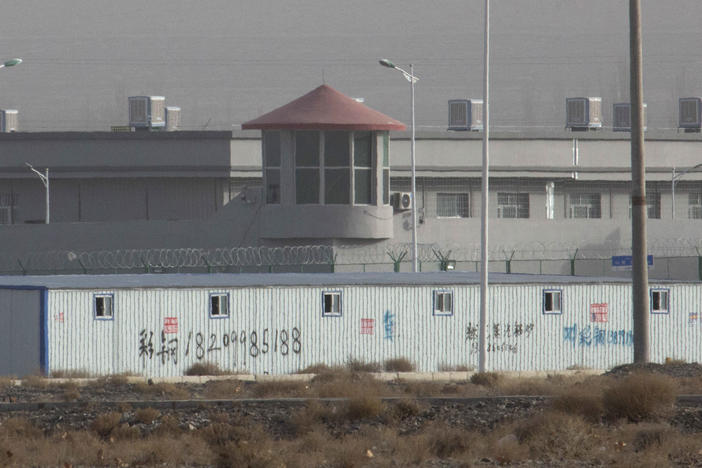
[{"left": 242, "top": 85, "right": 406, "bottom": 240}]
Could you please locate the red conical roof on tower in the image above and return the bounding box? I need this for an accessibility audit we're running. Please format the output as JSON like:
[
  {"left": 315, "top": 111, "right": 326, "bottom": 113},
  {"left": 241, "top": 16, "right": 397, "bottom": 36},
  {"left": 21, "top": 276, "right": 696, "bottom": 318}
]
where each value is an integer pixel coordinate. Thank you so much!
[{"left": 242, "top": 84, "right": 406, "bottom": 131}]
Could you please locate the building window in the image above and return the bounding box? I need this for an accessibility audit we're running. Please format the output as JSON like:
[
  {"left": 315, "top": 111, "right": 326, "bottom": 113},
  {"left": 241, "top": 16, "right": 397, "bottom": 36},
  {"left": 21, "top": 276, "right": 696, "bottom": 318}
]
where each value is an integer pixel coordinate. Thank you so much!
[
  {"left": 0, "top": 193, "right": 15, "bottom": 224},
  {"left": 263, "top": 131, "right": 281, "bottom": 204},
  {"left": 322, "top": 291, "right": 342, "bottom": 317},
  {"left": 433, "top": 290, "right": 454, "bottom": 316},
  {"left": 209, "top": 293, "right": 230, "bottom": 318},
  {"left": 543, "top": 289, "right": 562, "bottom": 315},
  {"left": 567, "top": 193, "right": 601, "bottom": 219},
  {"left": 497, "top": 192, "right": 529, "bottom": 218},
  {"left": 94, "top": 293, "right": 114, "bottom": 320},
  {"left": 354, "top": 131, "right": 373, "bottom": 205},
  {"left": 324, "top": 131, "right": 350, "bottom": 204},
  {"left": 629, "top": 192, "right": 661, "bottom": 219},
  {"left": 650, "top": 289, "right": 669, "bottom": 314},
  {"left": 382, "top": 132, "right": 390, "bottom": 205},
  {"left": 295, "top": 131, "right": 321, "bottom": 204},
  {"left": 436, "top": 193, "right": 469, "bottom": 218},
  {"left": 689, "top": 193, "right": 702, "bottom": 219}
]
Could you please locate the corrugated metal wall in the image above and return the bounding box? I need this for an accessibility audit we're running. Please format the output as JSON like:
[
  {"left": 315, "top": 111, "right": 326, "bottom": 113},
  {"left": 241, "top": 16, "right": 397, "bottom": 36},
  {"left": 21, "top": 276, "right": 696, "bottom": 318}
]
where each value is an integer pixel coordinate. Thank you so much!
[{"left": 45, "top": 282, "right": 699, "bottom": 377}]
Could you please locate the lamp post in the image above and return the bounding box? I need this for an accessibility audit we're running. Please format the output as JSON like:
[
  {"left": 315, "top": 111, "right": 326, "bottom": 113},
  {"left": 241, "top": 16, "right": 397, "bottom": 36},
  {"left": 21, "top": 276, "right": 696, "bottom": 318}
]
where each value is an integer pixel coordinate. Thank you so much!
[
  {"left": 671, "top": 163, "right": 702, "bottom": 219},
  {"left": 26, "top": 163, "right": 49, "bottom": 224},
  {"left": 379, "top": 58, "right": 419, "bottom": 273},
  {"left": 478, "top": 0, "right": 490, "bottom": 373},
  {"left": 0, "top": 58, "right": 22, "bottom": 70}
]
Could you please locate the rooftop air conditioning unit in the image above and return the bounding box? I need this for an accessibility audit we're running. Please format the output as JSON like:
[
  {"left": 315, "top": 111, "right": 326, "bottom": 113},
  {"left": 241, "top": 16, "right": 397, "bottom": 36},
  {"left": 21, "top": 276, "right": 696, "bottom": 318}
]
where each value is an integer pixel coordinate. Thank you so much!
[
  {"left": 566, "top": 97, "right": 602, "bottom": 130},
  {"left": 679, "top": 97, "right": 702, "bottom": 131},
  {"left": 613, "top": 102, "right": 647, "bottom": 132},
  {"left": 129, "top": 96, "right": 166, "bottom": 129},
  {"left": 448, "top": 99, "right": 483, "bottom": 131},
  {"left": 165, "top": 106, "right": 181, "bottom": 131},
  {"left": 0, "top": 109, "right": 18, "bottom": 133},
  {"left": 391, "top": 192, "right": 413, "bottom": 210}
]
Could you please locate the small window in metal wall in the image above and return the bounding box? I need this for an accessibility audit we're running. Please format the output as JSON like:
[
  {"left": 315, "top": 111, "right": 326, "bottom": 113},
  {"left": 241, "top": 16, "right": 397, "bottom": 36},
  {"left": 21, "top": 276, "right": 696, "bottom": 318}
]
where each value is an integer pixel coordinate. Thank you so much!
[
  {"left": 322, "top": 291, "right": 342, "bottom": 317},
  {"left": 433, "top": 290, "right": 454, "bottom": 316},
  {"left": 94, "top": 293, "right": 114, "bottom": 320},
  {"left": 209, "top": 293, "right": 230, "bottom": 318},
  {"left": 543, "top": 289, "right": 562, "bottom": 315},
  {"left": 650, "top": 289, "right": 669, "bottom": 314}
]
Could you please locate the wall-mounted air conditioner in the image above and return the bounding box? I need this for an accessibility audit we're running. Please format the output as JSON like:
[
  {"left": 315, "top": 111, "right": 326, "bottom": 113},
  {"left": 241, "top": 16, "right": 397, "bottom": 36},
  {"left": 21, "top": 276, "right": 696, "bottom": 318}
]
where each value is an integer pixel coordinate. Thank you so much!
[
  {"left": 391, "top": 192, "right": 413, "bottom": 210},
  {"left": 129, "top": 96, "right": 166, "bottom": 129},
  {"left": 613, "top": 102, "right": 647, "bottom": 132},
  {"left": 566, "top": 97, "right": 602, "bottom": 130},
  {"left": 679, "top": 97, "right": 702, "bottom": 131},
  {"left": 448, "top": 99, "right": 483, "bottom": 131},
  {"left": 0, "top": 109, "right": 18, "bottom": 132},
  {"left": 165, "top": 106, "right": 181, "bottom": 131}
]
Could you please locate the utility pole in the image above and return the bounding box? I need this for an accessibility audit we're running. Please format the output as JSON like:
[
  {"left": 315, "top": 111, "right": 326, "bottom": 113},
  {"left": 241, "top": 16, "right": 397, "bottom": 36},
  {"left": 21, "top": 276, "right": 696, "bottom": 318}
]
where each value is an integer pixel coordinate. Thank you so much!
[
  {"left": 630, "top": 0, "right": 649, "bottom": 363},
  {"left": 478, "top": 0, "right": 490, "bottom": 373},
  {"left": 26, "top": 163, "right": 50, "bottom": 224}
]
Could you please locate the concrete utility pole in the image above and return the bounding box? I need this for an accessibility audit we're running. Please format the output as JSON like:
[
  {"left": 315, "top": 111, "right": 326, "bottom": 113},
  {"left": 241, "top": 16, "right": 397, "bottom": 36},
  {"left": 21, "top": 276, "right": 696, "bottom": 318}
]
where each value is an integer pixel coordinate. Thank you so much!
[
  {"left": 478, "top": 0, "right": 490, "bottom": 373},
  {"left": 630, "top": 0, "right": 649, "bottom": 363}
]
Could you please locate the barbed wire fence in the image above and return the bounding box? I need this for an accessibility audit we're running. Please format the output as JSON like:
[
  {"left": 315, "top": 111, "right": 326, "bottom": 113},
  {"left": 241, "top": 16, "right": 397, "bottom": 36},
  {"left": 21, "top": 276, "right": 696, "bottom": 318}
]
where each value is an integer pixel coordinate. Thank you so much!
[{"left": 1, "top": 238, "right": 702, "bottom": 278}]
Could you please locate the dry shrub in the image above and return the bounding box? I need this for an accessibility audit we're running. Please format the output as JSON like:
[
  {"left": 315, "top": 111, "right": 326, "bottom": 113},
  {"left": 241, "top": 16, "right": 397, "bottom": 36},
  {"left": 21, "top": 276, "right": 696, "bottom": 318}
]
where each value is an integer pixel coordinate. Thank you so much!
[
  {"left": 201, "top": 379, "right": 243, "bottom": 399},
  {"left": 22, "top": 375, "right": 48, "bottom": 389},
  {"left": 0, "top": 377, "right": 14, "bottom": 389},
  {"left": 61, "top": 384, "right": 81, "bottom": 402},
  {"left": 251, "top": 380, "right": 309, "bottom": 398},
  {"left": 421, "top": 423, "right": 473, "bottom": 459},
  {"left": 323, "top": 434, "right": 376, "bottom": 468},
  {"left": 470, "top": 371, "right": 502, "bottom": 388},
  {"left": 512, "top": 411, "right": 592, "bottom": 460},
  {"left": 631, "top": 422, "right": 675, "bottom": 452},
  {"left": 153, "top": 414, "right": 181, "bottom": 437},
  {"left": 344, "top": 396, "right": 384, "bottom": 420},
  {"left": 552, "top": 387, "right": 604, "bottom": 422},
  {"left": 312, "top": 370, "right": 386, "bottom": 398},
  {"left": 290, "top": 400, "right": 334, "bottom": 435},
  {"left": 134, "top": 382, "right": 190, "bottom": 400},
  {"left": 111, "top": 422, "right": 141, "bottom": 440},
  {"left": 346, "top": 358, "right": 381, "bottom": 373},
  {"left": 438, "top": 363, "right": 472, "bottom": 372},
  {"left": 50, "top": 369, "right": 92, "bottom": 378},
  {"left": 399, "top": 380, "right": 443, "bottom": 397},
  {"left": 299, "top": 363, "right": 335, "bottom": 374},
  {"left": 384, "top": 357, "right": 415, "bottom": 372},
  {"left": 184, "top": 361, "right": 223, "bottom": 376},
  {"left": 388, "top": 398, "right": 421, "bottom": 420},
  {"left": 90, "top": 412, "right": 123, "bottom": 438},
  {"left": 135, "top": 407, "right": 161, "bottom": 425},
  {"left": 96, "top": 373, "right": 132, "bottom": 387},
  {"left": 603, "top": 372, "right": 677, "bottom": 422},
  {"left": 0, "top": 417, "right": 42, "bottom": 439}
]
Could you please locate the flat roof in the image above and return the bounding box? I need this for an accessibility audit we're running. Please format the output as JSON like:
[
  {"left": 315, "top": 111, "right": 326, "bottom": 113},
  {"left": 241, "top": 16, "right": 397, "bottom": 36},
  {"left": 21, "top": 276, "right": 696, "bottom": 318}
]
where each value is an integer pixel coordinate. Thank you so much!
[{"left": 0, "top": 271, "right": 649, "bottom": 290}]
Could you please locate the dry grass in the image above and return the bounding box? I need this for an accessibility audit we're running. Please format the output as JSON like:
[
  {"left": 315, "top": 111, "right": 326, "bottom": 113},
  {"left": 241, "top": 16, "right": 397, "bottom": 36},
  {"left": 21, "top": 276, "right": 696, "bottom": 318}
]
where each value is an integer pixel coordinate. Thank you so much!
[
  {"left": 201, "top": 379, "right": 243, "bottom": 399},
  {"left": 184, "top": 361, "right": 223, "bottom": 376},
  {"left": 21, "top": 375, "right": 48, "bottom": 389},
  {"left": 437, "top": 363, "right": 472, "bottom": 372},
  {"left": 470, "top": 371, "right": 502, "bottom": 388},
  {"left": 384, "top": 357, "right": 415, "bottom": 372},
  {"left": 298, "top": 363, "right": 336, "bottom": 374},
  {"left": 90, "top": 412, "right": 122, "bottom": 438},
  {"left": 251, "top": 380, "right": 310, "bottom": 398},
  {"left": 134, "top": 407, "right": 161, "bottom": 425},
  {"left": 50, "top": 369, "right": 93, "bottom": 378},
  {"left": 311, "top": 370, "right": 386, "bottom": 398},
  {"left": 345, "top": 358, "right": 381, "bottom": 373},
  {"left": 134, "top": 382, "right": 190, "bottom": 400},
  {"left": 344, "top": 396, "right": 384, "bottom": 421},
  {"left": 603, "top": 372, "right": 677, "bottom": 422},
  {"left": 552, "top": 386, "right": 605, "bottom": 422}
]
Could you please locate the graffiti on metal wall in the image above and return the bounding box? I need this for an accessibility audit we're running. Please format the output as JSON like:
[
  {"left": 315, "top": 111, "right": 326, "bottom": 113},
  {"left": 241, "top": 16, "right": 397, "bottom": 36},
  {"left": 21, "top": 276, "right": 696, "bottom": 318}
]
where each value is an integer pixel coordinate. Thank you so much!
[
  {"left": 563, "top": 324, "right": 633, "bottom": 347},
  {"left": 384, "top": 310, "right": 395, "bottom": 341},
  {"left": 138, "top": 327, "right": 302, "bottom": 368},
  {"left": 465, "top": 322, "right": 535, "bottom": 354}
]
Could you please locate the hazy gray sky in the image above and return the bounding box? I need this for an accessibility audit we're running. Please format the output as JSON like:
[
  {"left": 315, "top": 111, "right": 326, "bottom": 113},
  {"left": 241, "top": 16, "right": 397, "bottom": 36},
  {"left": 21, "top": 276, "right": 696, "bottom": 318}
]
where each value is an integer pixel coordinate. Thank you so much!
[{"left": 0, "top": 1, "right": 699, "bottom": 131}]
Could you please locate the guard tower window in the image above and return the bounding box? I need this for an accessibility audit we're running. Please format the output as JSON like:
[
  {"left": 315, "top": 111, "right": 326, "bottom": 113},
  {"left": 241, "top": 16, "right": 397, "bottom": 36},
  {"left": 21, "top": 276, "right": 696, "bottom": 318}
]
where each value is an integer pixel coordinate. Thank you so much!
[
  {"left": 263, "top": 131, "right": 281, "bottom": 204},
  {"left": 94, "top": 294, "right": 114, "bottom": 320},
  {"left": 324, "top": 131, "right": 351, "bottom": 204},
  {"left": 295, "top": 131, "right": 321, "bottom": 204},
  {"left": 354, "top": 131, "right": 373, "bottom": 204}
]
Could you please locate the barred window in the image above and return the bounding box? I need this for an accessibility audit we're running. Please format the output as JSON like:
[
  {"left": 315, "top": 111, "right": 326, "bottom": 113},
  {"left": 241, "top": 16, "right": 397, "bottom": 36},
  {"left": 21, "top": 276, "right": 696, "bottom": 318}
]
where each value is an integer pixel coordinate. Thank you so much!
[
  {"left": 568, "top": 193, "right": 601, "bottom": 219},
  {"left": 497, "top": 192, "right": 529, "bottom": 218},
  {"left": 436, "top": 193, "right": 469, "bottom": 218},
  {"left": 689, "top": 193, "right": 702, "bottom": 219}
]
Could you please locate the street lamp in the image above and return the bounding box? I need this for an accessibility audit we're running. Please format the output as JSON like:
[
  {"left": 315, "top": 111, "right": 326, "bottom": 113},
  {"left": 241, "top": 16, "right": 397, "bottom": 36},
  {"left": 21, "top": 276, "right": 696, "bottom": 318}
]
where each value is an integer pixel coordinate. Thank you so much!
[
  {"left": 671, "top": 163, "right": 702, "bottom": 219},
  {"left": 0, "top": 58, "right": 22, "bottom": 69},
  {"left": 379, "top": 58, "right": 419, "bottom": 272},
  {"left": 26, "top": 163, "right": 49, "bottom": 224}
]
